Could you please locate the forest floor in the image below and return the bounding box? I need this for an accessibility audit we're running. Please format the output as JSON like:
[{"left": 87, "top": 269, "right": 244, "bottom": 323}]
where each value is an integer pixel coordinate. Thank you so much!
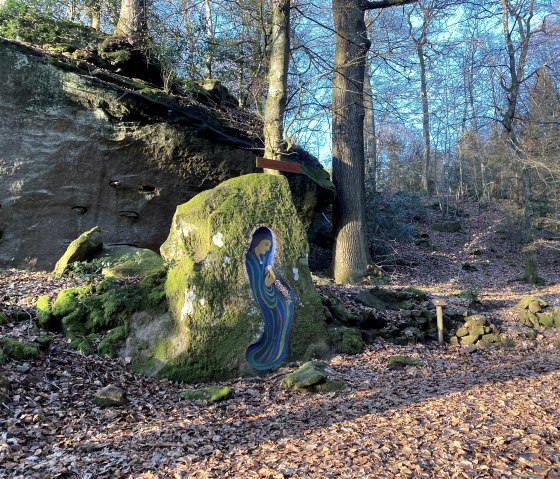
[{"left": 1, "top": 196, "right": 560, "bottom": 479}]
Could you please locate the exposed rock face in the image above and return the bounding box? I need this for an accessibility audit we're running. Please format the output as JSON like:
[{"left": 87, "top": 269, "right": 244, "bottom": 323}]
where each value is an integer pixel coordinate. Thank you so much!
[
  {"left": 126, "top": 174, "right": 330, "bottom": 383},
  {"left": 0, "top": 38, "right": 333, "bottom": 270}
]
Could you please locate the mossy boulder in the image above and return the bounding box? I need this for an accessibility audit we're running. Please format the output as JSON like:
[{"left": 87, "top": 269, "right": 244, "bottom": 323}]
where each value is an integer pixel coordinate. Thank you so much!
[
  {"left": 35, "top": 272, "right": 166, "bottom": 356},
  {"left": 388, "top": 356, "right": 421, "bottom": 368},
  {"left": 97, "top": 246, "right": 165, "bottom": 278},
  {"left": 137, "top": 174, "right": 329, "bottom": 383},
  {"left": 451, "top": 315, "right": 500, "bottom": 346},
  {"left": 180, "top": 386, "right": 232, "bottom": 403},
  {"left": 0, "top": 312, "right": 7, "bottom": 326},
  {"left": 281, "top": 361, "right": 344, "bottom": 394},
  {"left": 0, "top": 338, "right": 39, "bottom": 360},
  {"left": 515, "top": 296, "right": 559, "bottom": 329},
  {"left": 328, "top": 327, "right": 364, "bottom": 355},
  {"left": 93, "top": 384, "right": 128, "bottom": 407},
  {"left": 52, "top": 226, "right": 103, "bottom": 278}
]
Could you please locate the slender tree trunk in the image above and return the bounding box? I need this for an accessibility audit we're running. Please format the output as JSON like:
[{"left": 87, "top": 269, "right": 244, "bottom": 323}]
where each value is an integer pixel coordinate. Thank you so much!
[
  {"left": 417, "top": 43, "right": 431, "bottom": 193},
  {"left": 203, "top": 0, "right": 214, "bottom": 78},
  {"left": 90, "top": 1, "right": 102, "bottom": 30},
  {"left": 263, "top": 0, "right": 290, "bottom": 166},
  {"left": 364, "top": 61, "right": 377, "bottom": 192},
  {"left": 331, "top": 0, "right": 370, "bottom": 283}
]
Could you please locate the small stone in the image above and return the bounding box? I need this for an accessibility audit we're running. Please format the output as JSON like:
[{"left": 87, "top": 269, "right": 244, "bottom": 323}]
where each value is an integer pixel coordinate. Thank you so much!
[
  {"left": 455, "top": 327, "right": 469, "bottom": 337},
  {"left": 15, "top": 363, "right": 31, "bottom": 374},
  {"left": 94, "top": 384, "right": 127, "bottom": 407},
  {"left": 460, "top": 334, "right": 480, "bottom": 345}
]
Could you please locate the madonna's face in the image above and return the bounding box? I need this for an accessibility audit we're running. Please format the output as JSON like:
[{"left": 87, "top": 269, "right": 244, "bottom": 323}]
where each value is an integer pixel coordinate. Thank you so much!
[{"left": 254, "top": 239, "right": 272, "bottom": 257}]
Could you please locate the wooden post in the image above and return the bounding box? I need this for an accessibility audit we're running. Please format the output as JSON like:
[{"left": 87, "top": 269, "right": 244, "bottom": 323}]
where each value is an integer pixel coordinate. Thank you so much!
[{"left": 433, "top": 299, "right": 447, "bottom": 345}]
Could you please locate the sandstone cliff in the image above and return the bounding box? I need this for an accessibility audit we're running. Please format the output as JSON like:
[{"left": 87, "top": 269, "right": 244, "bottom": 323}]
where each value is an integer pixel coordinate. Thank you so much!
[{"left": 0, "top": 35, "right": 333, "bottom": 269}]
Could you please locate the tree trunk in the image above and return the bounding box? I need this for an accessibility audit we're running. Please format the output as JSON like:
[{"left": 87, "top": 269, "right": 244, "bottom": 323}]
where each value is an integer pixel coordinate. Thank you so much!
[
  {"left": 90, "top": 1, "right": 102, "bottom": 30},
  {"left": 115, "top": 0, "right": 148, "bottom": 45},
  {"left": 203, "top": 0, "right": 214, "bottom": 78},
  {"left": 417, "top": 43, "right": 431, "bottom": 193},
  {"left": 364, "top": 60, "right": 377, "bottom": 192},
  {"left": 331, "top": 0, "right": 370, "bottom": 283},
  {"left": 263, "top": 0, "right": 290, "bottom": 167}
]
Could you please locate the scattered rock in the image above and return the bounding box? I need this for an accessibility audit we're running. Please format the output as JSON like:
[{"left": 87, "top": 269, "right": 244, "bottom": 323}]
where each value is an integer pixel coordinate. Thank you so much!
[
  {"left": 450, "top": 315, "right": 501, "bottom": 346},
  {"left": 180, "top": 386, "right": 232, "bottom": 403},
  {"left": 281, "top": 361, "right": 344, "bottom": 394},
  {"left": 515, "top": 296, "right": 560, "bottom": 329},
  {"left": 388, "top": 356, "right": 422, "bottom": 368},
  {"left": 94, "top": 384, "right": 128, "bottom": 407},
  {"left": 52, "top": 226, "right": 103, "bottom": 278},
  {"left": 414, "top": 233, "right": 431, "bottom": 248},
  {"left": 328, "top": 327, "right": 364, "bottom": 355}
]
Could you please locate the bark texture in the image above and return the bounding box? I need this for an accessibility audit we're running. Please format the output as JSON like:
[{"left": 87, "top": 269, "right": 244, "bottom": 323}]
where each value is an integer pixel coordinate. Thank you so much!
[
  {"left": 263, "top": 0, "right": 290, "bottom": 165},
  {"left": 331, "top": 0, "right": 370, "bottom": 283},
  {"left": 115, "top": 0, "right": 148, "bottom": 44}
]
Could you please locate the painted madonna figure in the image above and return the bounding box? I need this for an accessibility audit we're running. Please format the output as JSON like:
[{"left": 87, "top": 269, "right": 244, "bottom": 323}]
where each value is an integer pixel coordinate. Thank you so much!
[{"left": 245, "top": 227, "right": 294, "bottom": 370}]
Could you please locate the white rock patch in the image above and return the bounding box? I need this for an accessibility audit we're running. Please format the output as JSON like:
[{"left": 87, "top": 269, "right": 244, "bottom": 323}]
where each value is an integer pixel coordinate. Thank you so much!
[{"left": 212, "top": 232, "right": 224, "bottom": 248}]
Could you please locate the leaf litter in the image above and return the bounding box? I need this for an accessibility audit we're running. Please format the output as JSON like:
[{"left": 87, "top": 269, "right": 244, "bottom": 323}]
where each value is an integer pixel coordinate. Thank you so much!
[{"left": 1, "top": 198, "right": 560, "bottom": 478}]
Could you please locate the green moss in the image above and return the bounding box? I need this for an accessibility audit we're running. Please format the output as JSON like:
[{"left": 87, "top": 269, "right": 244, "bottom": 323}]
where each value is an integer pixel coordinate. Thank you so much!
[
  {"left": 0, "top": 348, "right": 6, "bottom": 365},
  {"left": 328, "top": 327, "right": 364, "bottom": 355},
  {"left": 537, "top": 313, "right": 555, "bottom": 329},
  {"left": 388, "top": 356, "right": 421, "bottom": 367},
  {"left": 36, "top": 336, "right": 52, "bottom": 349},
  {"left": 1, "top": 338, "right": 39, "bottom": 360},
  {"left": 0, "top": 312, "right": 7, "bottom": 326},
  {"left": 501, "top": 338, "right": 516, "bottom": 348},
  {"left": 516, "top": 296, "right": 548, "bottom": 311},
  {"left": 0, "top": 4, "right": 104, "bottom": 49},
  {"left": 153, "top": 174, "right": 329, "bottom": 383},
  {"left": 432, "top": 222, "right": 461, "bottom": 233},
  {"left": 101, "top": 250, "right": 165, "bottom": 279},
  {"left": 180, "top": 386, "right": 232, "bottom": 403},
  {"left": 36, "top": 295, "right": 54, "bottom": 329},
  {"left": 98, "top": 326, "right": 127, "bottom": 357},
  {"left": 44, "top": 272, "right": 166, "bottom": 355}
]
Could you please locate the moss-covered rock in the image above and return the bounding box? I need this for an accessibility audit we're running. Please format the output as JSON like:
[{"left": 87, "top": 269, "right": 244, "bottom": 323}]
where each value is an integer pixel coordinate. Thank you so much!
[
  {"left": 432, "top": 222, "right": 461, "bottom": 233},
  {"left": 52, "top": 227, "right": 103, "bottom": 278},
  {"left": 98, "top": 326, "right": 127, "bottom": 357},
  {"left": 0, "top": 311, "right": 7, "bottom": 326},
  {"left": 36, "top": 272, "right": 166, "bottom": 355},
  {"left": 180, "top": 386, "right": 232, "bottom": 403},
  {"left": 516, "top": 296, "right": 548, "bottom": 311},
  {"left": 451, "top": 315, "right": 501, "bottom": 346},
  {"left": 281, "top": 361, "right": 344, "bottom": 394},
  {"left": 0, "top": 338, "right": 39, "bottom": 360},
  {"left": 137, "top": 174, "right": 329, "bottom": 383},
  {"left": 36, "top": 295, "right": 54, "bottom": 329},
  {"left": 328, "top": 327, "right": 364, "bottom": 355},
  {"left": 387, "top": 356, "right": 421, "bottom": 367},
  {"left": 515, "top": 296, "right": 559, "bottom": 329},
  {"left": 97, "top": 246, "right": 165, "bottom": 278},
  {"left": 93, "top": 384, "right": 127, "bottom": 407}
]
